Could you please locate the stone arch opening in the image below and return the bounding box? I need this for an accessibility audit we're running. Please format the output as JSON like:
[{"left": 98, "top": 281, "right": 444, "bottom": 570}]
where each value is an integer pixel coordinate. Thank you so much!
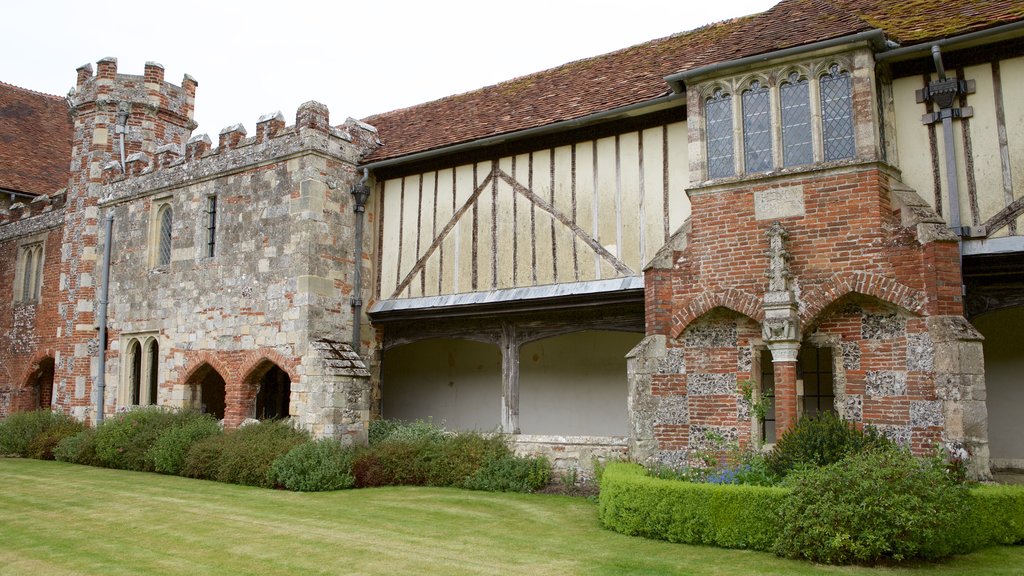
[
  {"left": 186, "top": 363, "right": 226, "bottom": 420},
  {"left": 127, "top": 339, "right": 142, "bottom": 405},
  {"left": 519, "top": 330, "right": 641, "bottom": 436},
  {"left": 29, "top": 357, "right": 55, "bottom": 410},
  {"left": 254, "top": 364, "right": 291, "bottom": 420},
  {"left": 382, "top": 338, "right": 502, "bottom": 431},
  {"left": 145, "top": 338, "right": 159, "bottom": 406}
]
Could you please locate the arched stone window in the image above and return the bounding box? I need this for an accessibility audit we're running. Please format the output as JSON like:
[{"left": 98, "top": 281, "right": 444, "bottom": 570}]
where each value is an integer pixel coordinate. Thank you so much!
[
  {"left": 705, "top": 89, "right": 735, "bottom": 179},
  {"left": 820, "top": 64, "right": 855, "bottom": 162},
  {"left": 145, "top": 338, "right": 159, "bottom": 405},
  {"left": 15, "top": 242, "right": 43, "bottom": 303},
  {"left": 127, "top": 339, "right": 142, "bottom": 406},
  {"left": 780, "top": 72, "right": 812, "bottom": 167},
  {"left": 741, "top": 80, "right": 773, "bottom": 173},
  {"left": 157, "top": 205, "right": 173, "bottom": 266}
]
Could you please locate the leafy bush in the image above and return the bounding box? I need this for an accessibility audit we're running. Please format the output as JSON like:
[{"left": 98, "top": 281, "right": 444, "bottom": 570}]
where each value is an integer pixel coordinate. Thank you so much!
[
  {"left": 26, "top": 418, "right": 86, "bottom": 460},
  {"left": 766, "top": 412, "right": 889, "bottom": 478},
  {"left": 463, "top": 454, "right": 550, "bottom": 493},
  {"left": 93, "top": 407, "right": 185, "bottom": 471},
  {"left": 213, "top": 420, "right": 310, "bottom": 488},
  {"left": 147, "top": 412, "right": 222, "bottom": 475},
  {"left": 0, "top": 410, "right": 83, "bottom": 458},
  {"left": 54, "top": 428, "right": 101, "bottom": 466},
  {"left": 775, "top": 447, "right": 967, "bottom": 564},
  {"left": 182, "top": 433, "right": 229, "bottom": 480},
  {"left": 428, "top": 432, "right": 509, "bottom": 486},
  {"left": 599, "top": 463, "right": 786, "bottom": 551},
  {"left": 352, "top": 437, "right": 437, "bottom": 487},
  {"left": 270, "top": 439, "right": 357, "bottom": 491},
  {"left": 368, "top": 418, "right": 447, "bottom": 445}
]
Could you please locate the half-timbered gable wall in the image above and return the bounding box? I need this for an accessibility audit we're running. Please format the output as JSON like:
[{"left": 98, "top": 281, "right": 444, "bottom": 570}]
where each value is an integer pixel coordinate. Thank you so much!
[{"left": 374, "top": 121, "right": 690, "bottom": 301}]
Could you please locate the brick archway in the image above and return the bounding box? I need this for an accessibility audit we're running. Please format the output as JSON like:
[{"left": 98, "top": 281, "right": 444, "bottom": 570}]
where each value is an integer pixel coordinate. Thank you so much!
[
  {"left": 16, "top": 351, "right": 56, "bottom": 412},
  {"left": 800, "top": 271, "right": 926, "bottom": 330},
  {"left": 670, "top": 287, "right": 763, "bottom": 338},
  {"left": 228, "top": 349, "right": 300, "bottom": 428}
]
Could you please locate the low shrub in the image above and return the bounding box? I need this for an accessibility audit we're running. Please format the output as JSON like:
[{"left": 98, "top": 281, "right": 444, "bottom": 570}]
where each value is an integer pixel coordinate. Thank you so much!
[
  {"left": 599, "top": 463, "right": 786, "bottom": 550},
  {"left": 147, "top": 412, "right": 222, "bottom": 475},
  {"left": 270, "top": 439, "right": 357, "bottom": 491},
  {"left": 352, "top": 437, "right": 438, "bottom": 487},
  {"left": 93, "top": 407, "right": 183, "bottom": 471},
  {"left": 368, "top": 418, "right": 447, "bottom": 445},
  {"left": 182, "top": 433, "right": 230, "bottom": 480},
  {"left": 962, "top": 484, "right": 1024, "bottom": 549},
  {"left": 0, "top": 410, "right": 83, "bottom": 458},
  {"left": 26, "top": 418, "right": 86, "bottom": 460},
  {"left": 463, "top": 454, "right": 550, "bottom": 493},
  {"left": 766, "top": 412, "right": 890, "bottom": 478},
  {"left": 213, "top": 420, "right": 310, "bottom": 488},
  {"left": 428, "top": 432, "right": 509, "bottom": 486},
  {"left": 54, "top": 428, "right": 101, "bottom": 466},
  {"left": 775, "top": 447, "right": 967, "bottom": 564}
]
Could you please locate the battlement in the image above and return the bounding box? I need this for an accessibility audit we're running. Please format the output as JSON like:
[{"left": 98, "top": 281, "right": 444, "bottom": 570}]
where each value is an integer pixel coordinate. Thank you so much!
[
  {"left": 0, "top": 192, "right": 66, "bottom": 240},
  {"left": 98, "top": 102, "right": 380, "bottom": 202},
  {"left": 72, "top": 58, "right": 196, "bottom": 129}
]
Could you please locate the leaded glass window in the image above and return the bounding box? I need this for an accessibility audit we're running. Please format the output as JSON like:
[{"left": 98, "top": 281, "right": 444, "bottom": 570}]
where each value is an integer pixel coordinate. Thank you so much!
[
  {"left": 780, "top": 73, "right": 812, "bottom": 167},
  {"left": 742, "top": 81, "right": 773, "bottom": 173},
  {"left": 705, "top": 89, "right": 735, "bottom": 179},
  {"left": 17, "top": 243, "right": 43, "bottom": 302},
  {"left": 157, "top": 205, "right": 173, "bottom": 266},
  {"left": 820, "top": 65, "right": 855, "bottom": 161}
]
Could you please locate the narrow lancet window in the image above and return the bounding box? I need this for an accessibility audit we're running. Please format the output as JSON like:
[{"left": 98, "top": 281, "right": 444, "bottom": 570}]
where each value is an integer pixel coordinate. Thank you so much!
[
  {"left": 780, "top": 73, "right": 812, "bottom": 167},
  {"left": 820, "top": 65, "right": 855, "bottom": 161},
  {"left": 742, "top": 81, "right": 773, "bottom": 173},
  {"left": 705, "top": 89, "right": 735, "bottom": 179},
  {"left": 157, "top": 205, "right": 173, "bottom": 266}
]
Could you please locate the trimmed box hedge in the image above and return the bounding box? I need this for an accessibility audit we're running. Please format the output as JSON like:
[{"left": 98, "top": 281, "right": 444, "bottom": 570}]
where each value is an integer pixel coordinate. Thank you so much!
[
  {"left": 598, "top": 463, "right": 787, "bottom": 551},
  {"left": 599, "top": 462, "right": 1024, "bottom": 559},
  {"left": 964, "top": 484, "right": 1024, "bottom": 549}
]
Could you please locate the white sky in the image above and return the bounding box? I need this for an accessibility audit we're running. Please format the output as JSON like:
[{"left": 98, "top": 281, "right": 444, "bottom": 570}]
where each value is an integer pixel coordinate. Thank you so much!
[{"left": 2, "top": 0, "right": 776, "bottom": 136}]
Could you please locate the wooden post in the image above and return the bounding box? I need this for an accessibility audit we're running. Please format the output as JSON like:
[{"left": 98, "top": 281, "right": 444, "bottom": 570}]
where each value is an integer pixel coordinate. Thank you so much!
[{"left": 500, "top": 321, "right": 520, "bottom": 434}]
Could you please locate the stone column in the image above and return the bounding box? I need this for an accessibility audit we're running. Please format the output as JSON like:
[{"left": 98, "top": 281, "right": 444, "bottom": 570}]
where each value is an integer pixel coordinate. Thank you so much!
[{"left": 762, "top": 222, "right": 802, "bottom": 435}]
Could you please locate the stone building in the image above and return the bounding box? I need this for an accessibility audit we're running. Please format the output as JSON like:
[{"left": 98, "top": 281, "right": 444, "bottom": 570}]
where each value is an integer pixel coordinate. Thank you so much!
[{"left": 2, "top": 0, "right": 1022, "bottom": 477}]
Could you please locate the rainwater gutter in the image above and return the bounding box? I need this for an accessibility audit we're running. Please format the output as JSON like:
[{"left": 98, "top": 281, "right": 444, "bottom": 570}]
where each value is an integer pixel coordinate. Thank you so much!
[
  {"left": 359, "top": 92, "right": 686, "bottom": 172},
  {"left": 665, "top": 29, "right": 887, "bottom": 92},
  {"left": 875, "top": 20, "right": 1024, "bottom": 63},
  {"left": 350, "top": 168, "right": 371, "bottom": 353},
  {"left": 95, "top": 212, "right": 114, "bottom": 425}
]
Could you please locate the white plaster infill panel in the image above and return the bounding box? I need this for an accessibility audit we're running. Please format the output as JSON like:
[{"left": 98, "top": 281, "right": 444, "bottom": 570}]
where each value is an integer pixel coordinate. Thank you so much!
[{"left": 754, "top": 185, "right": 806, "bottom": 221}]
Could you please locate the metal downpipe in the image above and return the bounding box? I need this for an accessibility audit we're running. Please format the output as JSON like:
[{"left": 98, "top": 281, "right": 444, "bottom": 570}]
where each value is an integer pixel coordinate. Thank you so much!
[
  {"left": 95, "top": 213, "right": 114, "bottom": 424},
  {"left": 350, "top": 168, "right": 371, "bottom": 353}
]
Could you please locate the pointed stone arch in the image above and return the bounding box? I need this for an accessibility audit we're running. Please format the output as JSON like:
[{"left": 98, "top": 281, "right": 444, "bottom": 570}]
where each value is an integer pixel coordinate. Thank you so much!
[
  {"left": 235, "top": 350, "right": 299, "bottom": 427},
  {"left": 181, "top": 359, "right": 228, "bottom": 421},
  {"left": 20, "top": 353, "right": 55, "bottom": 411}
]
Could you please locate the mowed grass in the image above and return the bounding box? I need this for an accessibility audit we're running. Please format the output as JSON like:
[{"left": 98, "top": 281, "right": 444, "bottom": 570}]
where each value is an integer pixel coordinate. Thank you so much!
[{"left": 1, "top": 459, "right": 1022, "bottom": 576}]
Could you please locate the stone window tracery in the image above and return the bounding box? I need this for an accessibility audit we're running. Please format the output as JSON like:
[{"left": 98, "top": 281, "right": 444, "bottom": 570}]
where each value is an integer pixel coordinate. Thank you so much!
[
  {"left": 742, "top": 81, "right": 773, "bottom": 173},
  {"left": 700, "top": 60, "right": 858, "bottom": 180},
  {"left": 705, "top": 89, "right": 735, "bottom": 179},
  {"left": 119, "top": 334, "right": 161, "bottom": 407},
  {"left": 15, "top": 242, "right": 44, "bottom": 303},
  {"left": 820, "top": 65, "right": 855, "bottom": 162},
  {"left": 780, "top": 73, "right": 813, "bottom": 167},
  {"left": 157, "top": 205, "right": 173, "bottom": 267}
]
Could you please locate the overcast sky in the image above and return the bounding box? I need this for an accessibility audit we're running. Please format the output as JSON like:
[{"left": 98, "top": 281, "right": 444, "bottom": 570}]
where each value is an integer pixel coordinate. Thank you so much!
[{"left": 3, "top": 0, "right": 776, "bottom": 136}]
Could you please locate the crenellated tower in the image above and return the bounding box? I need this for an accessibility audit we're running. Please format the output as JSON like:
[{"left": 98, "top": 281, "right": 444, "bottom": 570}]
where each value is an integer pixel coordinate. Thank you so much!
[{"left": 56, "top": 58, "right": 198, "bottom": 421}]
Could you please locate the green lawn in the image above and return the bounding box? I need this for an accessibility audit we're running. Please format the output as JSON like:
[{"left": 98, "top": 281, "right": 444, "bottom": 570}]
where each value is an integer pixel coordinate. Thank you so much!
[{"left": 1, "top": 459, "right": 1021, "bottom": 575}]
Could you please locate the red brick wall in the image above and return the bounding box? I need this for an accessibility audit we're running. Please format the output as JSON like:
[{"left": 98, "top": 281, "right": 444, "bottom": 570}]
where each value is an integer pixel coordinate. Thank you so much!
[{"left": 0, "top": 223, "right": 65, "bottom": 415}]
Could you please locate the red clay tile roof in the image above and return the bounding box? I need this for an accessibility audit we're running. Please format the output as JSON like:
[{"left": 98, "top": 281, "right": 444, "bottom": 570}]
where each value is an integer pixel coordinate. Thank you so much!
[
  {"left": 362, "top": 0, "right": 1024, "bottom": 164},
  {"left": 0, "top": 81, "right": 73, "bottom": 196}
]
